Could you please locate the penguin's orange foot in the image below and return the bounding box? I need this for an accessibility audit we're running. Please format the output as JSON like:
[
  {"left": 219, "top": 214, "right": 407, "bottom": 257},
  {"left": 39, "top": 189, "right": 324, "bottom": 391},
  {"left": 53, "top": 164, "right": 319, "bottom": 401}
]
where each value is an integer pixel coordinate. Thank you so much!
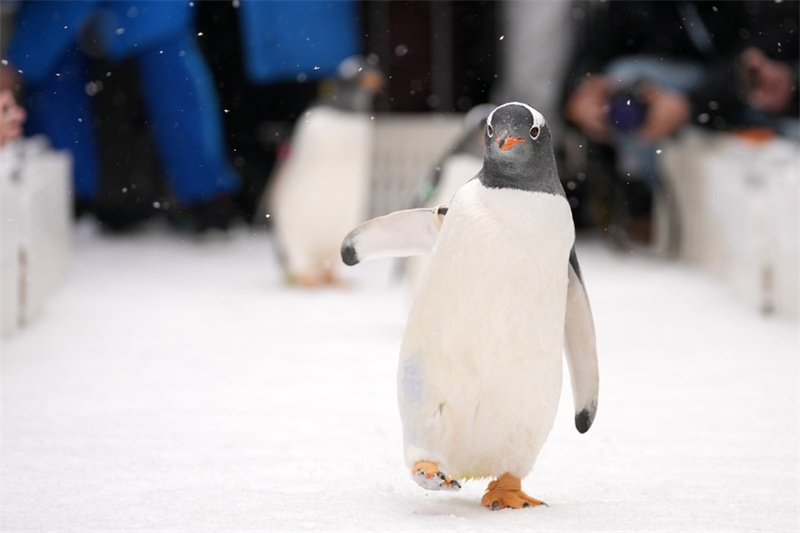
[
  {"left": 481, "top": 473, "right": 547, "bottom": 510},
  {"left": 411, "top": 461, "right": 461, "bottom": 491},
  {"left": 322, "top": 268, "right": 345, "bottom": 287},
  {"left": 287, "top": 271, "right": 322, "bottom": 288}
]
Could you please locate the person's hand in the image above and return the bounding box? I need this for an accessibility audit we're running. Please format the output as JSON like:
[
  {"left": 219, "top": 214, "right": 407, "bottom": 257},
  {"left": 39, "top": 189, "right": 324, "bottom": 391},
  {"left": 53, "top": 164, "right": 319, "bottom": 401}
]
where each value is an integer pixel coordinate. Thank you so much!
[
  {"left": 0, "top": 90, "right": 26, "bottom": 147},
  {"left": 0, "top": 63, "right": 26, "bottom": 147},
  {"left": 636, "top": 83, "right": 691, "bottom": 142},
  {"left": 565, "top": 75, "right": 612, "bottom": 144},
  {"left": 741, "top": 47, "right": 795, "bottom": 114},
  {"left": 0, "top": 62, "right": 21, "bottom": 94}
]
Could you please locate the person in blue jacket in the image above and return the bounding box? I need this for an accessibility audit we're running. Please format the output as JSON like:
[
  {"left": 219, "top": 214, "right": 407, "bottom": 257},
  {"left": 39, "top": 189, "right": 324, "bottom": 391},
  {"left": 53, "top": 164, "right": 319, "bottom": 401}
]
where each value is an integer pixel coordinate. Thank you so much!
[
  {"left": 3, "top": 0, "right": 240, "bottom": 232},
  {"left": 192, "top": 0, "right": 363, "bottom": 223}
]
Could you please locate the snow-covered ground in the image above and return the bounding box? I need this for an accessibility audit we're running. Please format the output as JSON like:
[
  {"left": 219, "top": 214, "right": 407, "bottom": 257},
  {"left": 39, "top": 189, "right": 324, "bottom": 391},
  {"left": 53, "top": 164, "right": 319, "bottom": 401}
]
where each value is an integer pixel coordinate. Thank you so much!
[{"left": 2, "top": 223, "right": 798, "bottom": 532}]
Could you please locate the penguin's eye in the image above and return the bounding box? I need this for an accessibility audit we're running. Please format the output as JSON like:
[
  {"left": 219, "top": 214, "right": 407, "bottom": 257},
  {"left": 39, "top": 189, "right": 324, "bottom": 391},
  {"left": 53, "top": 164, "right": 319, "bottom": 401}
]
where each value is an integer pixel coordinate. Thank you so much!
[
  {"left": 530, "top": 126, "right": 540, "bottom": 139},
  {"left": 486, "top": 124, "right": 494, "bottom": 137}
]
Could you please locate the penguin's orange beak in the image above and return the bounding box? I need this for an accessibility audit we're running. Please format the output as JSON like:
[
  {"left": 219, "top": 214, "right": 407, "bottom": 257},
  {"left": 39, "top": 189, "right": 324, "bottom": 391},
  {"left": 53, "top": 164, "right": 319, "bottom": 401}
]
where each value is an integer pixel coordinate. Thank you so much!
[{"left": 498, "top": 136, "right": 526, "bottom": 151}]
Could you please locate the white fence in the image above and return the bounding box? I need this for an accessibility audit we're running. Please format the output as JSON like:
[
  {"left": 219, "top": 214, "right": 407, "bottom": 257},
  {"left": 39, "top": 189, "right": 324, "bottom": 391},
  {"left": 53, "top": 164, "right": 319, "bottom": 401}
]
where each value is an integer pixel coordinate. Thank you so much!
[
  {"left": 661, "top": 128, "right": 799, "bottom": 319},
  {"left": 1, "top": 137, "right": 72, "bottom": 337},
  {"left": 369, "top": 113, "right": 464, "bottom": 217}
]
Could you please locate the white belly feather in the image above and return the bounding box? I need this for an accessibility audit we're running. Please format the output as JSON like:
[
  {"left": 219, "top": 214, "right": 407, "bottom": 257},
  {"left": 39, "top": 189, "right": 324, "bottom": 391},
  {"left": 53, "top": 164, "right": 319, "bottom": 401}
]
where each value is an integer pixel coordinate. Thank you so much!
[
  {"left": 398, "top": 179, "right": 575, "bottom": 479},
  {"left": 272, "top": 107, "right": 372, "bottom": 274}
]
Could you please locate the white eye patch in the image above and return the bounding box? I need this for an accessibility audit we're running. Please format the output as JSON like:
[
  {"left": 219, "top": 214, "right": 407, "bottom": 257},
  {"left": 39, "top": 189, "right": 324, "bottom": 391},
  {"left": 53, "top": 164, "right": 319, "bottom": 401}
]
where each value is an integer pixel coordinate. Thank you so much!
[{"left": 486, "top": 102, "right": 546, "bottom": 131}]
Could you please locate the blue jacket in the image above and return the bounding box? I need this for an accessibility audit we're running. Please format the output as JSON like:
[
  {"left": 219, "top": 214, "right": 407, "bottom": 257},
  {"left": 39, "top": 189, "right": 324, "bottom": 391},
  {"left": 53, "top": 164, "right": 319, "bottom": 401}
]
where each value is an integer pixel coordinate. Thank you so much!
[
  {"left": 7, "top": 1, "right": 193, "bottom": 86},
  {"left": 238, "top": 0, "right": 360, "bottom": 84}
]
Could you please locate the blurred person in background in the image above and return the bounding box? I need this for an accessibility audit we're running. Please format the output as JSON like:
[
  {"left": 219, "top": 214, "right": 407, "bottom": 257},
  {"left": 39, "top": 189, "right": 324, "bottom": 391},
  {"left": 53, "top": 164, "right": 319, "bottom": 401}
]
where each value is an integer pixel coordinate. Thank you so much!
[
  {"left": 562, "top": 0, "right": 799, "bottom": 251},
  {"left": 1, "top": 0, "right": 240, "bottom": 233},
  {"left": 196, "top": 0, "right": 362, "bottom": 225}
]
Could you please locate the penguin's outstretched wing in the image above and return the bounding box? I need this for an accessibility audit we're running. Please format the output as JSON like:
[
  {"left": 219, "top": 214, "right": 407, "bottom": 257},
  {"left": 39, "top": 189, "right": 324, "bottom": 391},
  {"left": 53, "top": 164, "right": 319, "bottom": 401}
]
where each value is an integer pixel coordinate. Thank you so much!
[
  {"left": 341, "top": 206, "right": 448, "bottom": 266},
  {"left": 564, "top": 247, "right": 599, "bottom": 434}
]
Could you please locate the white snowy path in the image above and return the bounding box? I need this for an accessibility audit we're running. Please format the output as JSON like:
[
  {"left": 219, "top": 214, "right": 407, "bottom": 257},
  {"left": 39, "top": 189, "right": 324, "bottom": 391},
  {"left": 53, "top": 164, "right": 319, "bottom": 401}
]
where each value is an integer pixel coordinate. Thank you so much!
[{"left": 2, "top": 225, "right": 798, "bottom": 532}]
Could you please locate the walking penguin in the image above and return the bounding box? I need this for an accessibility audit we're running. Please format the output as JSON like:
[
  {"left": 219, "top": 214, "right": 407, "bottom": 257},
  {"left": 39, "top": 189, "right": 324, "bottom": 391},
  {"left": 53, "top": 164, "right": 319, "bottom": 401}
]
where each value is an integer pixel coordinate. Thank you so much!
[{"left": 341, "top": 102, "right": 599, "bottom": 509}]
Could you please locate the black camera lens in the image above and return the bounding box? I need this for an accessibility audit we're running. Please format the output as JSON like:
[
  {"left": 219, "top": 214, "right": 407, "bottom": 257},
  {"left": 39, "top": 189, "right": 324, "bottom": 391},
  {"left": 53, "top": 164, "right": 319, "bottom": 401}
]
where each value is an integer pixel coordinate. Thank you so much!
[{"left": 609, "top": 91, "right": 647, "bottom": 133}]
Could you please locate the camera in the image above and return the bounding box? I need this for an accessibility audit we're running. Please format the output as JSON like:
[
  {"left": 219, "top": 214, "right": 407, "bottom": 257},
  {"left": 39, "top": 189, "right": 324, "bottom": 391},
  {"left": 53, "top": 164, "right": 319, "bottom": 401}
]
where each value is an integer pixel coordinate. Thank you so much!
[{"left": 609, "top": 86, "right": 648, "bottom": 133}]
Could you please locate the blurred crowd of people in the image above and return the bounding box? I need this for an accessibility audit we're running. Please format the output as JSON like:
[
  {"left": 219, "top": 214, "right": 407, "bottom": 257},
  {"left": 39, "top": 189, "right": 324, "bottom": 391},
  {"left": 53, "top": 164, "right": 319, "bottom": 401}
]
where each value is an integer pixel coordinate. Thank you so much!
[{"left": 0, "top": 1, "right": 797, "bottom": 246}]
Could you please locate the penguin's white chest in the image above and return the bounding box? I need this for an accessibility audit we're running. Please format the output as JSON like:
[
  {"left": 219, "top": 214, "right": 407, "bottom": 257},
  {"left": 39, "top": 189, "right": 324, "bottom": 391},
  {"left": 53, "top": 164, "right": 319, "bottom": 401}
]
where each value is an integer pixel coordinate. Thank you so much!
[
  {"left": 398, "top": 181, "right": 575, "bottom": 478},
  {"left": 272, "top": 107, "right": 373, "bottom": 273}
]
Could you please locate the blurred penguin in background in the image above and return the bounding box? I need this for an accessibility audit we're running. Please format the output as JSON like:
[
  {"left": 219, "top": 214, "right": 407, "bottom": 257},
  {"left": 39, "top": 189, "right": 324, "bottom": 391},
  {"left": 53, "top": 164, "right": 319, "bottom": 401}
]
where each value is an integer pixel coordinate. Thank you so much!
[
  {"left": 267, "top": 56, "right": 384, "bottom": 287},
  {"left": 401, "top": 104, "right": 493, "bottom": 302}
]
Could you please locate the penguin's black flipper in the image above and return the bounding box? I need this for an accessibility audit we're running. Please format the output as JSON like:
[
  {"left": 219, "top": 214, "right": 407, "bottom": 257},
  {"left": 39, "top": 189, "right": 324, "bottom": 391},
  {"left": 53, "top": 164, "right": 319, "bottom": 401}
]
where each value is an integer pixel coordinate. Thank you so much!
[
  {"left": 564, "top": 247, "right": 599, "bottom": 433},
  {"left": 341, "top": 206, "right": 448, "bottom": 266}
]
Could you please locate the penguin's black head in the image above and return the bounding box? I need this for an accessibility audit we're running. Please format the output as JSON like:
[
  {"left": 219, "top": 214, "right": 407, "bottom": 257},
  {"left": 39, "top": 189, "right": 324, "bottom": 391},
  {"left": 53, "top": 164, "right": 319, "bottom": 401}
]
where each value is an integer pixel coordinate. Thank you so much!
[
  {"left": 337, "top": 54, "right": 384, "bottom": 93},
  {"left": 480, "top": 102, "right": 563, "bottom": 194},
  {"left": 318, "top": 55, "right": 384, "bottom": 113}
]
